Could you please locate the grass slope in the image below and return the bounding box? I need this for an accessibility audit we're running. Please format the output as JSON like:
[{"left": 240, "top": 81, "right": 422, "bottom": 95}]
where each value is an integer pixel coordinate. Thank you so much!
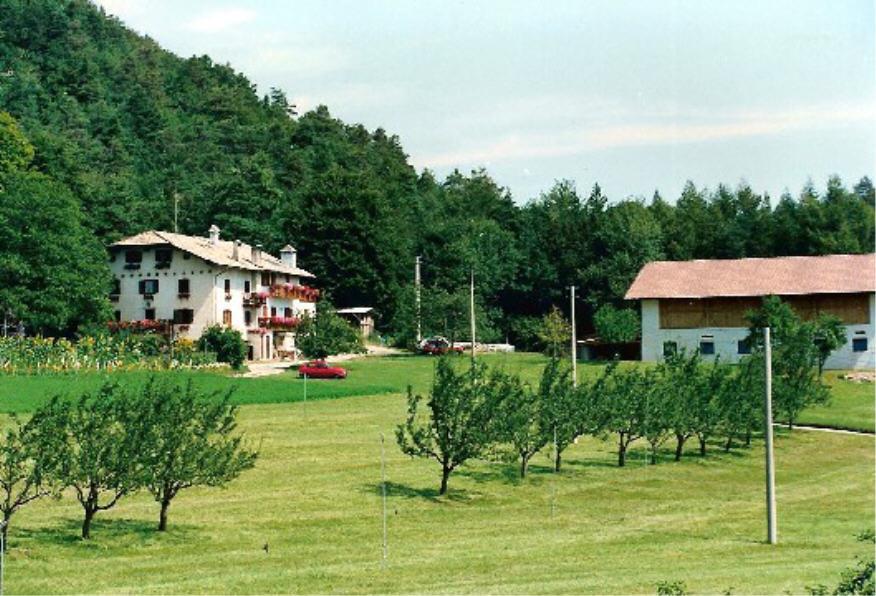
[
  {"left": 794, "top": 371, "right": 875, "bottom": 432},
  {"left": 7, "top": 387, "right": 875, "bottom": 593}
]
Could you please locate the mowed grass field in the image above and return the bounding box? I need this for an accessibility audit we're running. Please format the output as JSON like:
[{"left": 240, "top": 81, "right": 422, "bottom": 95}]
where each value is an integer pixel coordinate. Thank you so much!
[{"left": 1, "top": 353, "right": 873, "bottom": 593}]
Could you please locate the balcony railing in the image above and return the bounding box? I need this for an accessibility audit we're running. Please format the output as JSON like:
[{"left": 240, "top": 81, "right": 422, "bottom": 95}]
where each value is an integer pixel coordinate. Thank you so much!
[
  {"left": 243, "top": 292, "right": 268, "bottom": 308},
  {"left": 270, "top": 283, "right": 320, "bottom": 302},
  {"left": 258, "top": 316, "right": 300, "bottom": 330}
]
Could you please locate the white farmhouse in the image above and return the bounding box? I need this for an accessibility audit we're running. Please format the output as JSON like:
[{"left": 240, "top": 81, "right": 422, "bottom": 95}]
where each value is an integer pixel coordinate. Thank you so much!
[
  {"left": 625, "top": 253, "right": 875, "bottom": 370},
  {"left": 109, "top": 226, "right": 317, "bottom": 361}
]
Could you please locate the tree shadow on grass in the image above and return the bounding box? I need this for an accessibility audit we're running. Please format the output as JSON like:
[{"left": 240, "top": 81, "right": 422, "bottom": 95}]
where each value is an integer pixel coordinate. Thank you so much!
[
  {"left": 360, "top": 481, "right": 475, "bottom": 503},
  {"left": 16, "top": 517, "right": 198, "bottom": 549}
]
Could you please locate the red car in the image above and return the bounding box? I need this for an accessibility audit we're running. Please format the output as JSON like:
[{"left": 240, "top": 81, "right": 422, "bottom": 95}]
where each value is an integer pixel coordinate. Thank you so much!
[{"left": 298, "top": 360, "right": 347, "bottom": 379}]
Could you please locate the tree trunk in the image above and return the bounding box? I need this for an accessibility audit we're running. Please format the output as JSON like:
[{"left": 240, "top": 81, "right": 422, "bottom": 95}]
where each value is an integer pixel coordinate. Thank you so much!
[
  {"left": 699, "top": 436, "right": 707, "bottom": 456},
  {"left": 617, "top": 434, "right": 627, "bottom": 467},
  {"left": 520, "top": 455, "right": 529, "bottom": 478},
  {"left": 744, "top": 430, "right": 752, "bottom": 447},
  {"left": 82, "top": 506, "right": 96, "bottom": 539},
  {"left": 674, "top": 433, "right": 686, "bottom": 461},
  {"left": 158, "top": 497, "right": 171, "bottom": 531},
  {"left": 439, "top": 464, "right": 451, "bottom": 495},
  {"left": 554, "top": 449, "right": 562, "bottom": 473},
  {"left": 649, "top": 444, "right": 658, "bottom": 465},
  {"left": 724, "top": 434, "right": 733, "bottom": 452}
]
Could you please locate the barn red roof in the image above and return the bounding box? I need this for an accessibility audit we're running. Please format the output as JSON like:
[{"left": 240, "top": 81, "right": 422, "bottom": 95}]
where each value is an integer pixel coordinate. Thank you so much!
[{"left": 624, "top": 253, "right": 876, "bottom": 300}]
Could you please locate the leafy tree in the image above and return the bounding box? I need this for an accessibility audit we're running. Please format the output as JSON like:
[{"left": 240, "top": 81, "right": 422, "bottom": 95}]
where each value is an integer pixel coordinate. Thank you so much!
[
  {"left": 138, "top": 380, "right": 258, "bottom": 531},
  {"left": 396, "top": 358, "right": 497, "bottom": 494},
  {"left": 693, "top": 361, "right": 732, "bottom": 456},
  {"left": 488, "top": 371, "right": 546, "bottom": 478},
  {"left": 538, "top": 307, "right": 571, "bottom": 358},
  {"left": 593, "top": 304, "right": 639, "bottom": 343},
  {"left": 33, "top": 384, "right": 145, "bottom": 538},
  {"left": 198, "top": 325, "right": 247, "bottom": 369},
  {"left": 812, "top": 314, "right": 847, "bottom": 376},
  {"left": 537, "top": 358, "right": 584, "bottom": 471},
  {"left": 597, "top": 365, "right": 648, "bottom": 467},
  {"left": 0, "top": 414, "right": 59, "bottom": 549},
  {"left": 296, "top": 300, "right": 364, "bottom": 359},
  {"left": 657, "top": 352, "right": 700, "bottom": 461},
  {"left": 0, "top": 111, "right": 34, "bottom": 176}
]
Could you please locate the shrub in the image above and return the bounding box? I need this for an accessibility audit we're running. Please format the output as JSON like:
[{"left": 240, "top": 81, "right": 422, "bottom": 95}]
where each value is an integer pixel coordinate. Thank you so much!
[
  {"left": 593, "top": 304, "right": 639, "bottom": 343},
  {"left": 198, "top": 326, "right": 246, "bottom": 369},
  {"left": 297, "top": 300, "right": 364, "bottom": 359}
]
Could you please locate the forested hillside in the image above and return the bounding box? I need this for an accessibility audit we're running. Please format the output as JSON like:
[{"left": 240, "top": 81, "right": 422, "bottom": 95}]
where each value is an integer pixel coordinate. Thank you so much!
[{"left": 0, "top": 0, "right": 873, "bottom": 341}]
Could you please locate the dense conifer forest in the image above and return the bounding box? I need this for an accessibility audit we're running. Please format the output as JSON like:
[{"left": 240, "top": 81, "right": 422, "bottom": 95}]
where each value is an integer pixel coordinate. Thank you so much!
[{"left": 0, "top": 0, "right": 873, "bottom": 341}]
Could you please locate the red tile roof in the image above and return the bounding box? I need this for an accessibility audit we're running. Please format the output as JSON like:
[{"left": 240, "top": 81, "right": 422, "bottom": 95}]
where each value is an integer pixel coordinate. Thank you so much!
[{"left": 625, "top": 253, "right": 876, "bottom": 300}]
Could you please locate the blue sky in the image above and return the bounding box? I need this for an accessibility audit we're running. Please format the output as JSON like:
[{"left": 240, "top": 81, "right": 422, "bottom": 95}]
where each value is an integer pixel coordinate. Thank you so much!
[{"left": 97, "top": 0, "right": 875, "bottom": 203}]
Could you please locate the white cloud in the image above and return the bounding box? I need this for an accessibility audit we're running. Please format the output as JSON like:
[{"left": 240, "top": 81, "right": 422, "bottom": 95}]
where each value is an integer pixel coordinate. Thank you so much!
[
  {"left": 414, "top": 101, "right": 876, "bottom": 169},
  {"left": 186, "top": 7, "right": 256, "bottom": 34}
]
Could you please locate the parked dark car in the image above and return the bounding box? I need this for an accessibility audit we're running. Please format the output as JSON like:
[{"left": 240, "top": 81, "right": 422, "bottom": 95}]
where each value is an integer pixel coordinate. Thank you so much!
[
  {"left": 418, "top": 337, "right": 464, "bottom": 356},
  {"left": 298, "top": 360, "right": 347, "bottom": 379}
]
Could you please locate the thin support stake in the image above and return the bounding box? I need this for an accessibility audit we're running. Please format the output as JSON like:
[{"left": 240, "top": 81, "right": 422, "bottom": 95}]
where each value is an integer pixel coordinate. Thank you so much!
[
  {"left": 380, "top": 433, "right": 388, "bottom": 567},
  {"left": 764, "top": 327, "right": 777, "bottom": 544},
  {"left": 570, "top": 285, "right": 577, "bottom": 388}
]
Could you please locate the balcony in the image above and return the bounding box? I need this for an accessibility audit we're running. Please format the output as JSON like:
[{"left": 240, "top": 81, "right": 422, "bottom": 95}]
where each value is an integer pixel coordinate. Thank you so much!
[
  {"left": 258, "top": 316, "right": 300, "bottom": 330},
  {"left": 243, "top": 292, "right": 268, "bottom": 308},
  {"left": 270, "top": 283, "right": 320, "bottom": 302}
]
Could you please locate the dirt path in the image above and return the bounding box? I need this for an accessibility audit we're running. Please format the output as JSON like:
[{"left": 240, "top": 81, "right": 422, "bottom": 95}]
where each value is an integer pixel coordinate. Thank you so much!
[
  {"left": 237, "top": 344, "right": 407, "bottom": 378},
  {"left": 778, "top": 423, "right": 874, "bottom": 437}
]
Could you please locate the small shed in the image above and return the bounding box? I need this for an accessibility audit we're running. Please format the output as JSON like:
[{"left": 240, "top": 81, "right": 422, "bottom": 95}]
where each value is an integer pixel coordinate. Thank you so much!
[{"left": 336, "top": 307, "right": 375, "bottom": 338}]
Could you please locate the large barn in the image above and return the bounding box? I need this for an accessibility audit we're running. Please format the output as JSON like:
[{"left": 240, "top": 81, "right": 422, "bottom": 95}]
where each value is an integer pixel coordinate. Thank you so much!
[{"left": 624, "top": 253, "right": 876, "bottom": 370}]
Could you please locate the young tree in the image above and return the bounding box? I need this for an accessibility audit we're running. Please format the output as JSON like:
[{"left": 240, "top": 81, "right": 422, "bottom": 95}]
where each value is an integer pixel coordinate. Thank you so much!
[
  {"left": 719, "top": 356, "right": 763, "bottom": 450},
  {"left": 812, "top": 313, "right": 847, "bottom": 377},
  {"left": 537, "top": 358, "right": 583, "bottom": 472},
  {"left": 657, "top": 352, "right": 700, "bottom": 461},
  {"left": 396, "top": 358, "right": 496, "bottom": 494},
  {"left": 296, "top": 300, "right": 364, "bottom": 359},
  {"left": 138, "top": 380, "right": 258, "bottom": 531},
  {"left": 0, "top": 414, "right": 59, "bottom": 549},
  {"left": 538, "top": 307, "right": 571, "bottom": 358},
  {"left": 593, "top": 304, "right": 640, "bottom": 344},
  {"left": 641, "top": 369, "right": 669, "bottom": 464},
  {"left": 34, "top": 384, "right": 145, "bottom": 539},
  {"left": 490, "top": 372, "right": 547, "bottom": 478},
  {"left": 692, "top": 361, "right": 731, "bottom": 456},
  {"left": 597, "top": 365, "right": 647, "bottom": 467}
]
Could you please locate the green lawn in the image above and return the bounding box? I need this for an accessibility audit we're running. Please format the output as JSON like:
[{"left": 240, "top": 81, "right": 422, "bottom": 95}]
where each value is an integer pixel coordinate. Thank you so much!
[
  {"left": 0, "top": 353, "right": 873, "bottom": 593},
  {"left": 7, "top": 390, "right": 873, "bottom": 594},
  {"left": 794, "top": 371, "right": 875, "bottom": 433}
]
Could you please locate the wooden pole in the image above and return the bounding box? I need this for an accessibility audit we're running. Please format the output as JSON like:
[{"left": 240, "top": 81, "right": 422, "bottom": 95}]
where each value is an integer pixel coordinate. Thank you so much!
[
  {"left": 570, "top": 285, "right": 577, "bottom": 388},
  {"left": 764, "top": 327, "right": 777, "bottom": 544},
  {"left": 470, "top": 269, "right": 476, "bottom": 363},
  {"left": 415, "top": 256, "right": 422, "bottom": 344}
]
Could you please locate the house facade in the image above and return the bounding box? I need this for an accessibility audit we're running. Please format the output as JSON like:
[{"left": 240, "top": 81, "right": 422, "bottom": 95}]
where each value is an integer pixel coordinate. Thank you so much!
[
  {"left": 109, "top": 226, "right": 317, "bottom": 360},
  {"left": 625, "top": 253, "right": 876, "bottom": 370}
]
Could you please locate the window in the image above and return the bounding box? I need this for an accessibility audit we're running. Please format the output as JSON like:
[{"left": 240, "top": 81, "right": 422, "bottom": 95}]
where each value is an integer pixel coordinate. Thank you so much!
[
  {"left": 737, "top": 339, "right": 751, "bottom": 355},
  {"left": 178, "top": 278, "right": 190, "bottom": 297},
  {"left": 662, "top": 341, "right": 677, "bottom": 358},
  {"left": 144, "top": 308, "right": 156, "bottom": 321},
  {"left": 853, "top": 337, "right": 868, "bottom": 352},
  {"left": 114, "top": 310, "right": 121, "bottom": 322},
  {"left": 244, "top": 280, "right": 251, "bottom": 293},
  {"left": 270, "top": 306, "right": 277, "bottom": 317},
  {"left": 173, "top": 309, "right": 194, "bottom": 324},
  {"left": 224, "top": 279, "right": 231, "bottom": 298},
  {"left": 183, "top": 252, "right": 190, "bottom": 260},
  {"left": 222, "top": 310, "right": 232, "bottom": 327},
  {"left": 110, "top": 278, "right": 121, "bottom": 299},
  {"left": 155, "top": 248, "right": 172, "bottom": 268},
  {"left": 244, "top": 311, "right": 252, "bottom": 325},
  {"left": 261, "top": 272, "right": 270, "bottom": 286},
  {"left": 699, "top": 340, "right": 715, "bottom": 355},
  {"left": 139, "top": 279, "right": 159, "bottom": 296},
  {"left": 284, "top": 307, "right": 292, "bottom": 318},
  {"left": 124, "top": 250, "right": 142, "bottom": 270}
]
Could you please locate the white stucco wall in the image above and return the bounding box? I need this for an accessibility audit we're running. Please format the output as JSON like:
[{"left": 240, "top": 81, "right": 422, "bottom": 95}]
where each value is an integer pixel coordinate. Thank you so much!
[{"left": 639, "top": 294, "right": 875, "bottom": 370}]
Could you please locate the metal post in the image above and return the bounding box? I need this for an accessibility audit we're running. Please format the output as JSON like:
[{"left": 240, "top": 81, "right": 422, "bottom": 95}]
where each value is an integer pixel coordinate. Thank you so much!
[
  {"left": 764, "top": 327, "right": 777, "bottom": 544},
  {"left": 1, "top": 519, "right": 7, "bottom": 596},
  {"left": 415, "top": 256, "right": 422, "bottom": 344},
  {"left": 302, "top": 373, "right": 308, "bottom": 418},
  {"left": 380, "top": 433, "right": 388, "bottom": 567},
  {"left": 570, "top": 285, "right": 577, "bottom": 388},
  {"left": 469, "top": 269, "right": 476, "bottom": 363}
]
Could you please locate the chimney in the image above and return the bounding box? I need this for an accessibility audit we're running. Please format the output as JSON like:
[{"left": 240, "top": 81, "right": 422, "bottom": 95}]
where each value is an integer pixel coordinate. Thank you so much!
[
  {"left": 233, "top": 239, "right": 241, "bottom": 261},
  {"left": 280, "top": 244, "right": 297, "bottom": 269},
  {"left": 208, "top": 224, "right": 220, "bottom": 245},
  {"left": 252, "top": 243, "right": 262, "bottom": 265}
]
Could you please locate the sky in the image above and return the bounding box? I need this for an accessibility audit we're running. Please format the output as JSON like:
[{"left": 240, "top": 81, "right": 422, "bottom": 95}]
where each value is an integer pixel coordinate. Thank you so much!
[{"left": 96, "top": 0, "right": 875, "bottom": 203}]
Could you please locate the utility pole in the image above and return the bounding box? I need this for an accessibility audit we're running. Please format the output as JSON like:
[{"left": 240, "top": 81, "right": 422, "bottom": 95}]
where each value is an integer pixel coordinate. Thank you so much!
[
  {"left": 380, "top": 433, "right": 388, "bottom": 568},
  {"left": 764, "top": 327, "right": 777, "bottom": 545},
  {"left": 173, "top": 192, "right": 180, "bottom": 233},
  {"left": 570, "top": 285, "right": 577, "bottom": 388},
  {"left": 469, "top": 269, "right": 476, "bottom": 363},
  {"left": 415, "top": 256, "right": 422, "bottom": 344}
]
